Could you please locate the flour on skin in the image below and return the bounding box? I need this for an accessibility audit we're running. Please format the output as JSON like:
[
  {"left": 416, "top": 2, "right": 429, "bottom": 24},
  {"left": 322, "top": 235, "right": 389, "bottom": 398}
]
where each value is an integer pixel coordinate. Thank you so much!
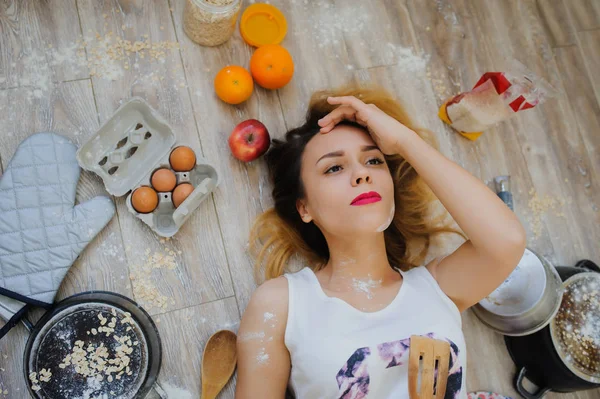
[
  {"left": 238, "top": 331, "right": 266, "bottom": 342},
  {"left": 256, "top": 348, "right": 270, "bottom": 365},
  {"left": 352, "top": 274, "right": 383, "bottom": 300},
  {"left": 337, "top": 257, "right": 357, "bottom": 267},
  {"left": 263, "top": 312, "right": 277, "bottom": 328},
  {"left": 376, "top": 204, "right": 395, "bottom": 232},
  {"left": 263, "top": 312, "right": 276, "bottom": 323}
]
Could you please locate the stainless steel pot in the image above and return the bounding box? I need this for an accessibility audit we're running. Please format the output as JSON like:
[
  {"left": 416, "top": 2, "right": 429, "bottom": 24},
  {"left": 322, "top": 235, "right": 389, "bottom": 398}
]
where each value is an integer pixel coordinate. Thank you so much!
[
  {"left": 473, "top": 177, "right": 564, "bottom": 336},
  {"left": 472, "top": 248, "right": 564, "bottom": 336},
  {"left": 505, "top": 261, "right": 600, "bottom": 398}
]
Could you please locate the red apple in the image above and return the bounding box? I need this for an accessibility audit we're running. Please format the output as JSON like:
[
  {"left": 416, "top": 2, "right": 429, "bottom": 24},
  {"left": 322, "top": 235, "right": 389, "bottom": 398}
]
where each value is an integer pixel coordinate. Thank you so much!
[{"left": 228, "top": 119, "right": 270, "bottom": 162}]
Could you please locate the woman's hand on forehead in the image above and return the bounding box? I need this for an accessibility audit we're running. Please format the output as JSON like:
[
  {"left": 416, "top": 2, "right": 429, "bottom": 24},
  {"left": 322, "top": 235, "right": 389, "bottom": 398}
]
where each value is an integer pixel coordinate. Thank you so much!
[{"left": 317, "top": 96, "right": 417, "bottom": 155}]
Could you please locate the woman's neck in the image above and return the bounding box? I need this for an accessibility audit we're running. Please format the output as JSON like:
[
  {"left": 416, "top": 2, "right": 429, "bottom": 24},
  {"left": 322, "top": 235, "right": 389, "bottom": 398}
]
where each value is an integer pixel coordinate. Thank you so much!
[{"left": 319, "top": 232, "right": 401, "bottom": 293}]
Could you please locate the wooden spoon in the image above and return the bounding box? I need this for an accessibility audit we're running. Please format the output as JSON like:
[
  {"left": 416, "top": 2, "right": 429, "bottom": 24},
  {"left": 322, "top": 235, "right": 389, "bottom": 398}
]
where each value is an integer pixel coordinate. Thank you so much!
[
  {"left": 408, "top": 335, "right": 451, "bottom": 399},
  {"left": 201, "top": 330, "right": 238, "bottom": 399}
]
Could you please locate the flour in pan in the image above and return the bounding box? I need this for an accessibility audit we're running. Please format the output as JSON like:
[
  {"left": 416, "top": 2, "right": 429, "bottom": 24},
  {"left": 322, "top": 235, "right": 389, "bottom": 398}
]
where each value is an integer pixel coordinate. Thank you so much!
[
  {"left": 553, "top": 275, "right": 600, "bottom": 379},
  {"left": 28, "top": 303, "right": 149, "bottom": 399}
]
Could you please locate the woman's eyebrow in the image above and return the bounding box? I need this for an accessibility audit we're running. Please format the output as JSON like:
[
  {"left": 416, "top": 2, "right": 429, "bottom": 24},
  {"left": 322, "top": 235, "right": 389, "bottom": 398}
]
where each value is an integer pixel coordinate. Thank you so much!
[
  {"left": 361, "top": 145, "right": 380, "bottom": 152},
  {"left": 316, "top": 151, "right": 344, "bottom": 165},
  {"left": 315, "top": 146, "right": 381, "bottom": 165}
]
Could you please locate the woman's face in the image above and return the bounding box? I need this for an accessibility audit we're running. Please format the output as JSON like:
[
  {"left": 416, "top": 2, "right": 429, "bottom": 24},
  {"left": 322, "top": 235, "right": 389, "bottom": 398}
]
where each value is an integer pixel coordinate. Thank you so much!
[{"left": 297, "top": 124, "right": 395, "bottom": 236}]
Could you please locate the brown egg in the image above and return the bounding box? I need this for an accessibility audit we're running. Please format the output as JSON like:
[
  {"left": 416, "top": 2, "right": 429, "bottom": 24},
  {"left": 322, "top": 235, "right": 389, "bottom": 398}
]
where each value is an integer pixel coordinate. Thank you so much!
[
  {"left": 169, "top": 146, "right": 196, "bottom": 172},
  {"left": 151, "top": 168, "right": 177, "bottom": 192},
  {"left": 131, "top": 186, "right": 158, "bottom": 213},
  {"left": 172, "top": 183, "right": 194, "bottom": 208}
]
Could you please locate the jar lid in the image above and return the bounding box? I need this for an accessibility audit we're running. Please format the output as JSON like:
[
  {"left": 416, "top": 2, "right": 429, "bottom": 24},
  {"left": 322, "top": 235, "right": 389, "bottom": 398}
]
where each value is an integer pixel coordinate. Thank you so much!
[
  {"left": 240, "top": 3, "right": 287, "bottom": 47},
  {"left": 550, "top": 272, "right": 600, "bottom": 383}
]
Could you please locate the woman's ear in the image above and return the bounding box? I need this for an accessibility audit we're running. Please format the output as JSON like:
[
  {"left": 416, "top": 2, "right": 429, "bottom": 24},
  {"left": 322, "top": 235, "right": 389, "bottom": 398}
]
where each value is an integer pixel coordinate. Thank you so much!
[{"left": 296, "top": 199, "right": 313, "bottom": 223}]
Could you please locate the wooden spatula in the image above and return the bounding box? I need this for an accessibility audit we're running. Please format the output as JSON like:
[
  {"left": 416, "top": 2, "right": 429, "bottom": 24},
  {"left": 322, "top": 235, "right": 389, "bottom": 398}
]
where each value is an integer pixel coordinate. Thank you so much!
[
  {"left": 201, "top": 330, "right": 238, "bottom": 399},
  {"left": 408, "top": 335, "right": 451, "bottom": 399}
]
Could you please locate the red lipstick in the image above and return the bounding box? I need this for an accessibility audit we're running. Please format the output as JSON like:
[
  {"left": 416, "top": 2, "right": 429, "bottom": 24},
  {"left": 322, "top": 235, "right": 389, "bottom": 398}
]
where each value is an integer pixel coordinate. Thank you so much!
[{"left": 351, "top": 191, "right": 382, "bottom": 206}]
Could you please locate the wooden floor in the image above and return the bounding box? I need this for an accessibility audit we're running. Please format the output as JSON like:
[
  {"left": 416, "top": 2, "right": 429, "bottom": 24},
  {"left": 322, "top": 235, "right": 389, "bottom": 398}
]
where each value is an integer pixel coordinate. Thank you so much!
[{"left": 1, "top": 0, "right": 599, "bottom": 398}]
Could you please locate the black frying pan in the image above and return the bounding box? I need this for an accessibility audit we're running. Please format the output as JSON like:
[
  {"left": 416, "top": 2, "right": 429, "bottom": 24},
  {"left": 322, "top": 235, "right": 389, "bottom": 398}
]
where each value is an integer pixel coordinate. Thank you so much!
[{"left": 22, "top": 291, "right": 164, "bottom": 399}]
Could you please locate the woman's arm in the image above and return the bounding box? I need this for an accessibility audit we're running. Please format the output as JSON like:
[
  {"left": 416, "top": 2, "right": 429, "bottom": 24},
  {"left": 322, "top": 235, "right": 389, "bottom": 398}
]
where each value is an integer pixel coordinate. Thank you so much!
[
  {"left": 235, "top": 277, "right": 291, "bottom": 398},
  {"left": 319, "top": 96, "right": 527, "bottom": 312},
  {"left": 397, "top": 130, "right": 526, "bottom": 311}
]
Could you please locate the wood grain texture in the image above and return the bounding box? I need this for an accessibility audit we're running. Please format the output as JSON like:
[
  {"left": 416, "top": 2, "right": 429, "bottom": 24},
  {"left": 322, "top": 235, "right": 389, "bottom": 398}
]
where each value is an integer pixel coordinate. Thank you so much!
[
  {"left": 554, "top": 45, "right": 600, "bottom": 197},
  {"left": 468, "top": 0, "right": 600, "bottom": 266},
  {"left": 0, "top": 79, "right": 131, "bottom": 399},
  {"left": 265, "top": 0, "right": 354, "bottom": 127},
  {"left": 405, "top": 0, "right": 511, "bottom": 172},
  {"left": 0, "top": 0, "right": 88, "bottom": 89},
  {"left": 578, "top": 29, "right": 600, "bottom": 106},
  {"left": 171, "top": 0, "right": 287, "bottom": 313},
  {"left": 403, "top": 0, "right": 533, "bottom": 254},
  {"left": 462, "top": 310, "right": 521, "bottom": 396},
  {"left": 155, "top": 296, "right": 240, "bottom": 399},
  {"left": 566, "top": 0, "right": 600, "bottom": 31},
  {"left": 1, "top": 0, "right": 599, "bottom": 397},
  {"left": 537, "top": 0, "right": 577, "bottom": 47},
  {"left": 0, "top": 330, "right": 27, "bottom": 398},
  {"left": 332, "top": 0, "right": 418, "bottom": 70},
  {"left": 76, "top": 0, "right": 234, "bottom": 316}
]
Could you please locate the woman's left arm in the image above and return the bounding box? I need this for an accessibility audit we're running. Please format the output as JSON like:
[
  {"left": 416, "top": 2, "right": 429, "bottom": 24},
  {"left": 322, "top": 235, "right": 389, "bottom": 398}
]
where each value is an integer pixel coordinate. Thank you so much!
[
  {"left": 319, "top": 96, "right": 527, "bottom": 312},
  {"left": 397, "top": 130, "right": 526, "bottom": 312}
]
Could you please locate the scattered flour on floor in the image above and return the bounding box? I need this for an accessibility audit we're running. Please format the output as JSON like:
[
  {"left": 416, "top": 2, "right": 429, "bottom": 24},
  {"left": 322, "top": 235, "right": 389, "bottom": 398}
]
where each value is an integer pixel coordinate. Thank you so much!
[
  {"left": 161, "top": 382, "right": 193, "bottom": 399},
  {"left": 291, "top": 1, "right": 429, "bottom": 73},
  {"left": 526, "top": 189, "right": 569, "bottom": 239},
  {"left": 129, "top": 247, "right": 179, "bottom": 311},
  {"left": 435, "top": 0, "right": 459, "bottom": 26},
  {"left": 2, "top": 32, "right": 180, "bottom": 105}
]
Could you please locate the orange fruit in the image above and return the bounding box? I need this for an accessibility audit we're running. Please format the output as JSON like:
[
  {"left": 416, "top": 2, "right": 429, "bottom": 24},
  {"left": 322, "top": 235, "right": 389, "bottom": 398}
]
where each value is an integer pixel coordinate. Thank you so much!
[
  {"left": 250, "top": 44, "right": 294, "bottom": 90},
  {"left": 214, "top": 65, "right": 254, "bottom": 104}
]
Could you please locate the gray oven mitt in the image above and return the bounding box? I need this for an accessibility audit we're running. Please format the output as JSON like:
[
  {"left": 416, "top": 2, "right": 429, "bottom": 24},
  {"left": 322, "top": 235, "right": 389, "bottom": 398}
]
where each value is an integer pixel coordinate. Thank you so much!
[{"left": 0, "top": 132, "right": 115, "bottom": 338}]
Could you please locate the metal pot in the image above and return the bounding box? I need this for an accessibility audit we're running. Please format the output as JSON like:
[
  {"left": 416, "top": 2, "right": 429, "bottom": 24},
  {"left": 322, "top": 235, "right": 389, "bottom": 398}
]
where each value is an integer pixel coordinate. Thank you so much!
[
  {"left": 472, "top": 248, "right": 563, "bottom": 336},
  {"left": 23, "top": 291, "right": 165, "bottom": 399},
  {"left": 473, "top": 177, "right": 564, "bottom": 336},
  {"left": 505, "top": 260, "right": 600, "bottom": 398}
]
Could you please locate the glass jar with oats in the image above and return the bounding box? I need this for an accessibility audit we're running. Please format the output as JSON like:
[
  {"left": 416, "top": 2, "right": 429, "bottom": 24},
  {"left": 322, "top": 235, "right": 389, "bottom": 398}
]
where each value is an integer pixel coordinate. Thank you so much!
[{"left": 183, "top": 0, "right": 242, "bottom": 47}]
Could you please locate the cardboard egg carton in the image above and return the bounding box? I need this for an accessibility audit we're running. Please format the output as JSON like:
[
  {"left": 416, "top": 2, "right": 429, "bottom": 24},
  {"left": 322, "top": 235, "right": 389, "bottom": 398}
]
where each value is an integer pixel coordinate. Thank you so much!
[{"left": 76, "top": 97, "right": 219, "bottom": 237}]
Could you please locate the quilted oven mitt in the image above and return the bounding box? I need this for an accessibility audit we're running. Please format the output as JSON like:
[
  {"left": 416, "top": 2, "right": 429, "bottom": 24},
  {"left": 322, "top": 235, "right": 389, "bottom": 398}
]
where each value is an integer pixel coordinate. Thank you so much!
[{"left": 0, "top": 132, "right": 115, "bottom": 338}]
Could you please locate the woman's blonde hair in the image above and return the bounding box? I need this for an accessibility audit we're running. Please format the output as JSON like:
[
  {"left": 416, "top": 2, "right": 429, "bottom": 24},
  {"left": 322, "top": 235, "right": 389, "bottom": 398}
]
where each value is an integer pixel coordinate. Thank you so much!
[{"left": 250, "top": 84, "right": 461, "bottom": 281}]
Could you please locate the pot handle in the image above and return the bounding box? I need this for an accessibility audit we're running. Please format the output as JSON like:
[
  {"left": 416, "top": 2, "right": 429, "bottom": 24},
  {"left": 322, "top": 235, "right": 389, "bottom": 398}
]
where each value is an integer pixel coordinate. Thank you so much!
[
  {"left": 514, "top": 367, "right": 551, "bottom": 399},
  {"left": 144, "top": 382, "right": 167, "bottom": 399},
  {"left": 575, "top": 259, "right": 600, "bottom": 273}
]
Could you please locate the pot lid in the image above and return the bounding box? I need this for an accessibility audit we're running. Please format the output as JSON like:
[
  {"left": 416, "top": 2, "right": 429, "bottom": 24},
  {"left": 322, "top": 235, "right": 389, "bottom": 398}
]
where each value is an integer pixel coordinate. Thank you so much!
[
  {"left": 550, "top": 272, "right": 600, "bottom": 383},
  {"left": 479, "top": 248, "right": 547, "bottom": 316}
]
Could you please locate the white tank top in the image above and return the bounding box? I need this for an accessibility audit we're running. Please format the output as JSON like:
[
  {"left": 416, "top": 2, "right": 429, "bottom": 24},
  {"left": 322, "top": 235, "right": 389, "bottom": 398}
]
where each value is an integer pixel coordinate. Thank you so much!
[{"left": 283, "top": 266, "right": 468, "bottom": 399}]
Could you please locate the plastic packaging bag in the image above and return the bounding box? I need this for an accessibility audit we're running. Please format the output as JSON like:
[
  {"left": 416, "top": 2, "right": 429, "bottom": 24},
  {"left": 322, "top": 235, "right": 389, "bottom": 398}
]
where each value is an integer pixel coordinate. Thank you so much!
[{"left": 439, "top": 61, "right": 555, "bottom": 140}]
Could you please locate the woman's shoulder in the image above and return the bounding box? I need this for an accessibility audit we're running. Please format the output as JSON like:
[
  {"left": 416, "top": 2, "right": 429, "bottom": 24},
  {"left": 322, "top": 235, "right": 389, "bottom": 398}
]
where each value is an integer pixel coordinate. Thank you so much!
[
  {"left": 245, "top": 276, "right": 289, "bottom": 318},
  {"left": 255, "top": 276, "right": 289, "bottom": 299}
]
